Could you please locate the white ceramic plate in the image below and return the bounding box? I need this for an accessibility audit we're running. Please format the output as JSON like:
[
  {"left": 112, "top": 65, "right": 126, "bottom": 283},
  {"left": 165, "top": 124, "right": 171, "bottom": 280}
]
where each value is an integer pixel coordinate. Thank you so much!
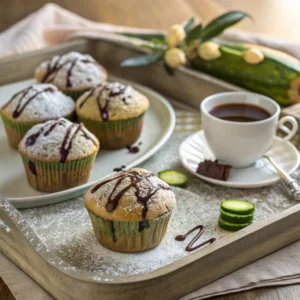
[
  {"left": 0, "top": 78, "right": 175, "bottom": 208},
  {"left": 179, "top": 130, "right": 300, "bottom": 188}
]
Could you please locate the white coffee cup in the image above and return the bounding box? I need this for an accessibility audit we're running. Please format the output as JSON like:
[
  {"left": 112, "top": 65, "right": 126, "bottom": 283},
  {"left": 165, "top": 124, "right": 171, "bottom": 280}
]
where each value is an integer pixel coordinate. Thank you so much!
[{"left": 201, "top": 92, "right": 298, "bottom": 168}]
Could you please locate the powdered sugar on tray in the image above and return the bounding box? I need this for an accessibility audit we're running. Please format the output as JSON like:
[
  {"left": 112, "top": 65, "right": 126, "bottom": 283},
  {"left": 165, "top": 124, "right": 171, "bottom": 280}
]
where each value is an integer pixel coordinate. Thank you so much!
[{"left": 19, "top": 131, "right": 300, "bottom": 278}]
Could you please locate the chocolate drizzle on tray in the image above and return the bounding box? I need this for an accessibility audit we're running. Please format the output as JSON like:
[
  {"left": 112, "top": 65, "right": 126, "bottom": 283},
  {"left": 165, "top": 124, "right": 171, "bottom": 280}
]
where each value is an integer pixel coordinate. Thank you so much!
[
  {"left": 41, "top": 55, "right": 95, "bottom": 87},
  {"left": 2, "top": 86, "right": 55, "bottom": 119},
  {"left": 79, "top": 82, "right": 127, "bottom": 121},
  {"left": 91, "top": 170, "right": 171, "bottom": 219},
  {"left": 25, "top": 119, "right": 97, "bottom": 163},
  {"left": 175, "top": 225, "right": 216, "bottom": 252},
  {"left": 196, "top": 160, "right": 232, "bottom": 181}
]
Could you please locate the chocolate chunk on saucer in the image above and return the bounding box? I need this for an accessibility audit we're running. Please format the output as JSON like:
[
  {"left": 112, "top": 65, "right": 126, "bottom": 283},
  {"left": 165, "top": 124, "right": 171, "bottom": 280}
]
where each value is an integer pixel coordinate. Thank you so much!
[{"left": 196, "top": 160, "right": 232, "bottom": 181}]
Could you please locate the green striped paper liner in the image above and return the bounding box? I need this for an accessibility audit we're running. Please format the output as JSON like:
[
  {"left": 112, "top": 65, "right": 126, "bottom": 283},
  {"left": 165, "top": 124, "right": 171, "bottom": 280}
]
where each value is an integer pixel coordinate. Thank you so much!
[
  {"left": 1, "top": 113, "right": 37, "bottom": 134},
  {"left": 87, "top": 211, "right": 172, "bottom": 252},
  {"left": 1, "top": 112, "right": 75, "bottom": 133},
  {"left": 79, "top": 113, "right": 144, "bottom": 129},
  {"left": 21, "top": 154, "right": 96, "bottom": 171},
  {"left": 62, "top": 89, "right": 90, "bottom": 101}
]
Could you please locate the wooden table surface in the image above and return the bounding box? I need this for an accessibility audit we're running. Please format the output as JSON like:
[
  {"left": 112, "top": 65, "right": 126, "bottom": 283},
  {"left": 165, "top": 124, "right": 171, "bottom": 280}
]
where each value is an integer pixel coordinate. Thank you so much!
[{"left": 1, "top": 0, "right": 300, "bottom": 299}]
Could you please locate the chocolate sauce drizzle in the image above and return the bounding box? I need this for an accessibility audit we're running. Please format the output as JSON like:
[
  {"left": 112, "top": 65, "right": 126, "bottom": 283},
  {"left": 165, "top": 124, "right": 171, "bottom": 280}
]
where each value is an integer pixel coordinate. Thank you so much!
[
  {"left": 3, "top": 86, "right": 55, "bottom": 119},
  {"left": 113, "top": 165, "right": 126, "bottom": 172},
  {"left": 25, "top": 119, "right": 97, "bottom": 163},
  {"left": 79, "top": 82, "right": 127, "bottom": 121},
  {"left": 175, "top": 225, "right": 216, "bottom": 252},
  {"left": 91, "top": 170, "right": 171, "bottom": 219},
  {"left": 41, "top": 55, "right": 95, "bottom": 88}
]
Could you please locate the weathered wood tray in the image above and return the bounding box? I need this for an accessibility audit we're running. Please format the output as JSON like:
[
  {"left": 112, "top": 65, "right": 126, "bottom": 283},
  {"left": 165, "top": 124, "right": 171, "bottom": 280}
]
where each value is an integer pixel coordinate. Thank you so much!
[{"left": 1, "top": 37, "right": 300, "bottom": 300}]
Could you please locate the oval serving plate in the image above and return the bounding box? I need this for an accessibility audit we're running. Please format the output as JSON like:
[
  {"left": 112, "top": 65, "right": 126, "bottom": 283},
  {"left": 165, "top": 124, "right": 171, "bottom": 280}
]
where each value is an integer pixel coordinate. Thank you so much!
[{"left": 0, "top": 77, "right": 175, "bottom": 208}]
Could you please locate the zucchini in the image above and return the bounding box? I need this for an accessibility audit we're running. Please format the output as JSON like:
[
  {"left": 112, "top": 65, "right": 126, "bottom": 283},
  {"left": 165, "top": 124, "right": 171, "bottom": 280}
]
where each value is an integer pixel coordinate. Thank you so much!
[
  {"left": 158, "top": 170, "right": 188, "bottom": 187},
  {"left": 218, "top": 217, "right": 251, "bottom": 231},
  {"left": 190, "top": 42, "right": 300, "bottom": 105},
  {"left": 220, "top": 208, "right": 253, "bottom": 224},
  {"left": 221, "top": 200, "right": 255, "bottom": 215}
]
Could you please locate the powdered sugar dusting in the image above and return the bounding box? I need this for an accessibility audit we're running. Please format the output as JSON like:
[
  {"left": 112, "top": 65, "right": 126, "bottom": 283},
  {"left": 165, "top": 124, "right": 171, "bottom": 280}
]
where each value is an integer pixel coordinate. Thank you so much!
[
  {"left": 35, "top": 52, "right": 107, "bottom": 90},
  {"left": 86, "top": 168, "right": 176, "bottom": 220},
  {"left": 1, "top": 84, "right": 75, "bottom": 121},
  {"left": 76, "top": 82, "right": 149, "bottom": 121},
  {"left": 14, "top": 131, "right": 300, "bottom": 279},
  {"left": 19, "top": 118, "right": 99, "bottom": 161}
]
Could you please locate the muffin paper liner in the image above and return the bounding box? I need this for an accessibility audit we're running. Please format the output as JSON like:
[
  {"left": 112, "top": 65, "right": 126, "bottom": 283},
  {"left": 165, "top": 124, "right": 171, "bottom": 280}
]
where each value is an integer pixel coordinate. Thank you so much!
[
  {"left": 21, "top": 151, "right": 98, "bottom": 192},
  {"left": 78, "top": 114, "right": 144, "bottom": 149},
  {"left": 1, "top": 113, "right": 75, "bottom": 149},
  {"left": 1, "top": 114, "right": 38, "bottom": 149},
  {"left": 63, "top": 90, "right": 89, "bottom": 101},
  {"left": 87, "top": 211, "right": 172, "bottom": 253}
]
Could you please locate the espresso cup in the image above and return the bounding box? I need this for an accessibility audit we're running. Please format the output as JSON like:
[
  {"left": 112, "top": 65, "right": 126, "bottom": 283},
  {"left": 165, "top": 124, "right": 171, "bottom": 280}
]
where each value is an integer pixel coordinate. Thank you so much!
[{"left": 201, "top": 92, "right": 298, "bottom": 168}]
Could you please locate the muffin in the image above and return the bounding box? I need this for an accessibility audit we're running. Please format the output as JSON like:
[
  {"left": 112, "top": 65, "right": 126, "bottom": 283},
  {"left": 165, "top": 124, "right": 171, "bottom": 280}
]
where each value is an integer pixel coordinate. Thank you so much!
[
  {"left": 19, "top": 118, "right": 99, "bottom": 192},
  {"left": 76, "top": 81, "right": 149, "bottom": 149},
  {"left": 84, "top": 168, "right": 176, "bottom": 253},
  {"left": 34, "top": 51, "right": 108, "bottom": 100},
  {"left": 0, "top": 84, "right": 75, "bottom": 149}
]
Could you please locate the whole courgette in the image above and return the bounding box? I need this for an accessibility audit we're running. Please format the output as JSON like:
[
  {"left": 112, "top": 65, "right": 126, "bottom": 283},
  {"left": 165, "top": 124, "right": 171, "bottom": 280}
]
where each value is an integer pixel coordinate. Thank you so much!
[{"left": 190, "top": 42, "right": 300, "bottom": 106}]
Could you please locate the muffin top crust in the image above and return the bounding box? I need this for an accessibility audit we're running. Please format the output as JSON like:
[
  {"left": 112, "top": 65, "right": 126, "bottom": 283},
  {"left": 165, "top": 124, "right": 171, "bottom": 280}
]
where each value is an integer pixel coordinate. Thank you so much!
[
  {"left": 76, "top": 82, "right": 150, "bottom": 121},
  {"left": 84, "top": 168, "right": 176, "bottom": 221},
  {"left": 0, "top": 84, "right": 75, "bottom": 122},
  {"left": 19, "top": 118, "right": 99, "bottom": 162},
  {"left": 34, "top": 51, "right": 108, "bottom": 91}
]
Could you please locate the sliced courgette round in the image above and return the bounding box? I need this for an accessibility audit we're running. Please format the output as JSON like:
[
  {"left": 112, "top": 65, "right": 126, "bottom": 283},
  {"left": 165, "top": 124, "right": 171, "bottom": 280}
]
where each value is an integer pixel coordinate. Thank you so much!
[
  {"left": 158, "top": 170, "right": 188, "bottom": 187},
  {"left": 220, "top": 208, "right": 254, "bottom": 224},
  {"left": 221, "top": 200, "right": 255, "bottom": 215},
  {"left": 218, "top": 217, "right": 251, "bottom": 232}
]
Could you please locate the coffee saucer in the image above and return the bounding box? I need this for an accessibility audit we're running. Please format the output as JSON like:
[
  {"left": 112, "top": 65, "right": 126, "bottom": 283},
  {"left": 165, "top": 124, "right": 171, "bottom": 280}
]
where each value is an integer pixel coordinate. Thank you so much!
[{"left": 179, "top": 130, "right": 300, "bottom": 188}]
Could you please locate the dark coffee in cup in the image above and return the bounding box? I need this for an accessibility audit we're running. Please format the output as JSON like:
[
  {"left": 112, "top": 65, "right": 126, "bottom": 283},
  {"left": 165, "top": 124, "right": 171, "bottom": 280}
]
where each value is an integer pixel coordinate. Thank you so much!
[{"left": 209, "top": 103, "right": 271, "bottom": 122}]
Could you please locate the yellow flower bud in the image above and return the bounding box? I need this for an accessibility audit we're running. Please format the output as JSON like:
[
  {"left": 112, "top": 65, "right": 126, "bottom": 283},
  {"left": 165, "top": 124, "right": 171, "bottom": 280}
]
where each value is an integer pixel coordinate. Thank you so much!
[
  {"left": 243, "top": 48, "right": 264, "bottom": 64},
  {"left": 197, "top": 41, "right": 221, "bottom": 61},
  {"left": 165, "top": 24, "right": 186, "bottom": 48},
  {"left": 164, "top": 48, "right": 187, "bottom": 68}
]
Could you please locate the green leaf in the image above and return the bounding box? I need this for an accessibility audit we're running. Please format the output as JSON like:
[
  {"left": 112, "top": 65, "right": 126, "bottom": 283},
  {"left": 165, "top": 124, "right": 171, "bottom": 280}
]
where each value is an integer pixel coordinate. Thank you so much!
[
  {"left": 183, "top": 17, "right": 195, "bottom": 34},
  {"left": 200, "top": 11, "right": 251, "bottom": 43},
  {"left": 151, "top": 38, "right": 165, "bottom": 45},
  {"left": 185, "top": 24, "right": 203, "bottom": 43},
  {"left": 121, "top": 51, "right": 164, "bottom": 67},
  {"left": 122, "top": 33, "right": 165, "bottom": 42}
]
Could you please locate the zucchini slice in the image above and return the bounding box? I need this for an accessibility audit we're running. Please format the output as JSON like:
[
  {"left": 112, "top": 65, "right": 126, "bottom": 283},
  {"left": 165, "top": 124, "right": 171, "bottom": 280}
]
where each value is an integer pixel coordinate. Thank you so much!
[
  {"left": 221, "top": 200, "right": 255, "bottom": 215},
  {"left": 218, "top": 217, "right": 251, "bottom": 232},
  {"left": 158, "top": 170, "right": 188, "bottom": 187},
  {"left": 220, "top": 208, "right": 254, "bottom": 224}
]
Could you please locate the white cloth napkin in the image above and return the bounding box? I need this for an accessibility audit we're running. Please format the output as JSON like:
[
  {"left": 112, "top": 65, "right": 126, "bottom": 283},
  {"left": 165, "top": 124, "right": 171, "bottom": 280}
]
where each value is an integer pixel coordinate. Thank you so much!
[{"left": 1, "top": 3, "right": 300, "bottom": 299}]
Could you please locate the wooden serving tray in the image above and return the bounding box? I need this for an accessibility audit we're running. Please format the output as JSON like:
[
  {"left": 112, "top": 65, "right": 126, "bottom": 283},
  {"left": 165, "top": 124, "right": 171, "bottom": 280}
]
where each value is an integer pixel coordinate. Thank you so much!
[{"left": 1, "top": 37, "right": 300, "bottom": 300}]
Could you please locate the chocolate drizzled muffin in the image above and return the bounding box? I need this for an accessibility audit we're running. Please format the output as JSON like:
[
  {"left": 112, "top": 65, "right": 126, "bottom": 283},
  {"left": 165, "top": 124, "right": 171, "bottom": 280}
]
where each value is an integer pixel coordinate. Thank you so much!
[
  {"left": 19, "top": 118, "right": 99, "bottom": 192},
  {"left": 0, "top": 84, "right": 75, "bottom": 149},
  {"left": 76, "top": 81, "right": 149, "bottom": 149},
  {"left": 84, "top": 168, "right": 176, "bottom": 252},
  {"left": 34, "top": 51, "right": 108, "bottom": 100}
]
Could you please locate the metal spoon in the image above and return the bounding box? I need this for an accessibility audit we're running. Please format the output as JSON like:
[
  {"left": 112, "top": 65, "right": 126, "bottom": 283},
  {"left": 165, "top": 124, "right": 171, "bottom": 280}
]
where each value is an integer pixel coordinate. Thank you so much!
[{"left": 263, "top": 154, "right": 300, "bottom": 201}]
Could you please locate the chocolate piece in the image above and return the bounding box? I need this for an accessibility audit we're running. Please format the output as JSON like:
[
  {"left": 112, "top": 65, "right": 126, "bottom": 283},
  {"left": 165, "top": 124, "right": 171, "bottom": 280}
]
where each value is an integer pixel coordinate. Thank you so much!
[
  {"left": 126, "top": 145, "right": 140, "bottom": 153},
  {"left": 28, "top": 161, "right": 37, "bottom": 175},
  {"left": 196, "top": 160, "right": 232, "bottom": 181},
  {"left": 113, "top": 165, "right": 126, "bottom": 172}
]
